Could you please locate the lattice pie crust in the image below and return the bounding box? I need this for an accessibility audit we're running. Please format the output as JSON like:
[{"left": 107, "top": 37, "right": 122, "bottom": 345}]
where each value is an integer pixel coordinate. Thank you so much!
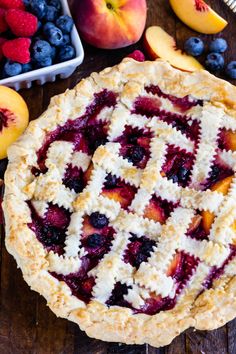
[{"left": 3, "top": 59, "right": 236, "bottom": 347}]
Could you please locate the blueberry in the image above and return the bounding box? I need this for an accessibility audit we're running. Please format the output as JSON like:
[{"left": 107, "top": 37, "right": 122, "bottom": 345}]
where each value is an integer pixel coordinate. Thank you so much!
[
  {"left": 66, "top": 178, "right": 84, "bottom": 193},
  {"left": 46, "top": 26, "right": 64, "bottom": 46},
  {"left": 41, "top": 225, "right": 64, "bottom": 246},
  {"left": 91, "top": 137, "right": 107, "bottom": 150},
  {"left": 56, "top": 15, "right": 74, "bottom": 34},
  {"left": 4, "top": 61, "right": 22, "bottom": 77},
  {"left": 32, "top": 40, "right": 52, "bottom": 61},
  {"left": 184, "top": 37, "right": 204, "bottom": 57},
  {"left": 59, "top": 34, "right": 71, "bottom": 46},
  {"left": 89, "top": 212, "right": 109, "bottom": 229},
  {"left": 225, "top": 61, "right": 236, "bottom": 79},
  {"left": 51, "top": 46, "right": 56, "bottom": 61},
  {"left": 37, "top": 21, "right": 42, "bottom": 33},
  {"left": 35, "top": 56, "right": 52, "bottom": 68},
  {"left": 177, "top": 167, "right": 190, "bottom": 182},
  {"left": 30, "top": 0, "right": 47, "bottom": 19},
  {"left": 104, "top": 173, "right": 117, "bottom": 189},
  {"left": 45, "top": 5, "right": 58, "bottom": 22},
  {"left": 58, "top": 45, "right": 76, "bottom": 62},
  {"left": 128, "top": 146, "right": 145, "bottom": 164},
  {"left": 48, "top": 0, "right": 61, "bottom": 11},
  {"left": 205, "top": 53, "right": 224, "bottom": 72},
  {"left": 168, "top": 174, "right": 179, "bottom": 183},
  {"left": 24, "top": 0, "right": 31, "bottom": 7},
  {"left": 43, "top": 22, "right": 55, "bottom": 35},
  {"left": 22, "top": 62, "right": 33, "bottom": 73},
  {"left": 87, "top": 233, "right": 103, "bottom": 248},
  {"left": 209, "top": 38, "right": 228, "bottom": 53}
]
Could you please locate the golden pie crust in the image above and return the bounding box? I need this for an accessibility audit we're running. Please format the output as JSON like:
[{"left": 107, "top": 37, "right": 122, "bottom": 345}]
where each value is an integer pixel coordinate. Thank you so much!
[{"left": 3, "top": 59, "right": 236, "bottom": 347}]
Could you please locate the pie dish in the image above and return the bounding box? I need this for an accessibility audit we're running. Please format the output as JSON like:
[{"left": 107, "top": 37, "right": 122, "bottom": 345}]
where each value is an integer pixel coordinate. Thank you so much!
[{"left": 3, "top": 59, "right": 236, "bottom": 348}]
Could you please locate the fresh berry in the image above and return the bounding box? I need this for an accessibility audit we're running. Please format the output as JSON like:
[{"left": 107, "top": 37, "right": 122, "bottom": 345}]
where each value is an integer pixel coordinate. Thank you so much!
[
  {"left": 45, "top": 5, "right": 58, "bottom": 22},
  {"left": 6, "top": 9, "right": 38, "bottom": 37},
  {"left": 225, "top": 61, "right": 236, "bottom": 79},
  {"left": 60, "top": 34, "right": 70, "bottom": 46},
  {"left": 0, "top": 0, "right": 25, "bottom": 10},
  {"left": 209, "top": 38, "right": 228, "bottom": 53},
  {"left": 58, "top": 45, "right": 75, "bottom": 62},
  {"left": 0, "top": 36, "right": 6, "bottom": 60},
  {"left": 87, "top": 233, "right": 103, "bottom": 248},
  {"left": 184, "top": 37, "right": 204, "bottom": 56},
  {"left": 46, "top": 26, "right": 63, "bottom": 46},
  {"left": 128, "top": 146, "right": 145, "bottom": 164},
  {"left": 30, "top": 0, "right": 46, "bottom": 20},
  {"left": 43, "top": 22, "right": 55, "bottom": 34},
  {"left": 89, "top": 212, "right": 109, "bottom": 229},
  {"left": 48, "top": 0, "right": 61, "bottom": 11},
  {"left": 23, "top": 0, "right": 30, "bottom": 7},
  {"left": 205, "top": 53, "right": 224, "bottom": 72},
  {"left": 3, "top": 38, "right": 31, "bottom": 64},
  {"left": 127, "top": 50, "right": 145, "bottom": 62},
  {"left": 104, "top": 174, "right": 117, "bottom": 189},
  {"left": 4, "top": 60, "right": 22, "bottom": 76},
  {"left": 56, "top": 15, "right": 73, "bottom": 34},
  {"left": 35, "top": 56, "right": 52, "bottom": 68},
  {"left": 32, "top": 39, "right": 52, "bottom": 61},
  {"left": 22, "top": 62, "right": 32, "bottom": 72},
  {"left": 50, "top": 45, "right": 56, "bottom": 60},
  {"left": 0, "top": 8, "right": 7, "bottom": 33}
]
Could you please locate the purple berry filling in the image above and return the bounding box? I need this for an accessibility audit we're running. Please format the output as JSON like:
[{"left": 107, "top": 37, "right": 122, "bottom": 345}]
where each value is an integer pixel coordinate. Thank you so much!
[
  {"left": 162, "top": 145, "right": 194, "bottom": 187},
  {"left": 123, "top": 235, "right": 156, "bottom": 268},
  {"left": 36, "top": 90, "right": 117, "bottom": 172},
  {"left": 203, "top": 245, "right": 236, "bottom": 289},
  {"left": 203, "top": 164, "right": 233, "bottom": 190},
  {"left": 145, "top": 85, "right": 202, "bottom": 112}
]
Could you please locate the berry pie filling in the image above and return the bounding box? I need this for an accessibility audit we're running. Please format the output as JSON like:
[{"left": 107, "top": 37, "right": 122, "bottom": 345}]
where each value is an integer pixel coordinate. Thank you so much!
[
  {"left": 115, "top": 126, "right": 152, "bottom": 169},
  {"left": 33, "top": 90, "right": 117, "bottom": 173},
  {"left": 143, "top": 195, "right": 177, "bottom": 224},
  {"left": 145, "top": 85, "right": 202, "bottom": 112},
  {"left": 25, "top": 88, "right": 236, "bottom": 316},
  {"left": 101, "top": 173, "right": 137, "bottom": 210},
  {"left": 161, "top": 145, "right": 194, "bottom": 187},
  {"left": 28, "top": 202, "right": 71, "bottom": 254}
]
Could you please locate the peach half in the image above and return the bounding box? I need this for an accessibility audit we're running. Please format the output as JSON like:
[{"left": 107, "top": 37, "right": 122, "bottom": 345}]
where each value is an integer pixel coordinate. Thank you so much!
[
  {"left": 144, "top": 26, "right": 203, "bottom": 72},
  {"left": 169, "top": 0, "right": 228, "bottom": 34},
  {"left": 0, "top": 86, "right": 29, "bottom": 159},
  {"left": 202, "top": 176, "right": 234, "bottom": 233}
]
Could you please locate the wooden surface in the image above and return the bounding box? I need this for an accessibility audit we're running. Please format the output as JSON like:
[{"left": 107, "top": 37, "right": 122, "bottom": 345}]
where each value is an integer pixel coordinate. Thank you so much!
[{"left": 0, "top": 0, "right": 236, "bottom": 353}]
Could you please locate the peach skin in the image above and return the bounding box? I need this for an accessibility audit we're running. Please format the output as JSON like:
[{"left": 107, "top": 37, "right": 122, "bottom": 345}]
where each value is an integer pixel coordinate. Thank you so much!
[{"left": 72, "top": 0, "right": 147, "bottom": 49}]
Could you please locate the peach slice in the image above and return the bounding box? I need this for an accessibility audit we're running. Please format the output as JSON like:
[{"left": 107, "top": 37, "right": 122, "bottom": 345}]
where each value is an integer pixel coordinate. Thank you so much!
[
  {"left": 144, "top": 26, "right": 203, "bottom": 72},
  {"left": 222, "top": 129, "right": 236, "bottom": 151},
  {"left": 166, "top": 252, "right": 182, "bottom": 277},
  {"left": 143, "top": 199, "right": 166, "bottom": 224},
  {"left": 169, "top": 0, "right": 228, "bottom": 34},
  {"left": 202, "top": 176, "right": 234, "bottom": 233},
  {"left": 0, "top": 86, "right": 29, "bottom": 159}
]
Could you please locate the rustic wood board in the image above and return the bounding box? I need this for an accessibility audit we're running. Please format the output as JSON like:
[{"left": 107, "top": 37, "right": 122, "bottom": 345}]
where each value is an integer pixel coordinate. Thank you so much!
[{"left": 0, "top": 0, "right": 236, "bottom": 353}]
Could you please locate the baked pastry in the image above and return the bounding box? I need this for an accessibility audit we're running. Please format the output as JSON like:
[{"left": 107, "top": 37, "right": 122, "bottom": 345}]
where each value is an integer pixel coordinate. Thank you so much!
[{"left": 3, "top": 59, "right": 236, "bottom": 348}]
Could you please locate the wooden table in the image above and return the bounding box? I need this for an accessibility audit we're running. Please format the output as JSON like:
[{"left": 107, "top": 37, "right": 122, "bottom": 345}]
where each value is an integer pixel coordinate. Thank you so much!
[{"left": 1, "top": 0, "right": 236, "bottom": 353}]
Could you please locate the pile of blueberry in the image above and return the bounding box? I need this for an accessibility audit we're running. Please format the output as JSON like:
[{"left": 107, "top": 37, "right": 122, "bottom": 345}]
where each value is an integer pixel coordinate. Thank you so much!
[
  {"left": 184, "top": 37, "right": 236, "bottom": 79},
  {"left": 2, "top": 0, "right": 76, "bottom": 78}
]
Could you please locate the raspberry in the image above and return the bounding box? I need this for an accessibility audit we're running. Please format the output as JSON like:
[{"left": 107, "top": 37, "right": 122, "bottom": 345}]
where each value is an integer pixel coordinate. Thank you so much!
[
  {"left": 0, "top": 0, "right": 24, "bottom": 10},
  {"left": 0, "top": 8, "right": 7, "bottom": 33},
  {"left": 6, "top": 9, "right": 38, "bottom": 37},
  {"left": 0, "top": 37, "right": 6, "bottom": 60},
  {"left": 2, "top": 38, "right": 31, "bottom": 64},
  {"left": 127, "top": 50, "right": 146, "bottom": 62}
]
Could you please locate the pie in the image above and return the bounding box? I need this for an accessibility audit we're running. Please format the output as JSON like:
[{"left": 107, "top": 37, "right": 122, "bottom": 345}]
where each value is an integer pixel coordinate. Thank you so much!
[{"left": 3, "top": 59, "right": 236, "bottom": 348}]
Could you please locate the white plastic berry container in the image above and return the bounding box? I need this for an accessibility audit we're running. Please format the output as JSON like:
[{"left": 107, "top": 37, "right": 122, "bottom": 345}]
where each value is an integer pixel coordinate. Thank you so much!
[{"left": 0, "top": 0, "right": 84, "bottom": 91}]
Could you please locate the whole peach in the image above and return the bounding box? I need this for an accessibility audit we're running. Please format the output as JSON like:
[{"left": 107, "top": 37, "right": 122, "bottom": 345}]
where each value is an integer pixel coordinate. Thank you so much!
[{"left": 72, "top": 0, "right": 147, "bottom": 49}]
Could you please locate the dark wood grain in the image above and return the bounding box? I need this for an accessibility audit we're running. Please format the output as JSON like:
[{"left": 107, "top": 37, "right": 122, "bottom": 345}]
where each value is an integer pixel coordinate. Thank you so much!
[{"left": 0, "top": 0, "right": 236, "bottom": 353}]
